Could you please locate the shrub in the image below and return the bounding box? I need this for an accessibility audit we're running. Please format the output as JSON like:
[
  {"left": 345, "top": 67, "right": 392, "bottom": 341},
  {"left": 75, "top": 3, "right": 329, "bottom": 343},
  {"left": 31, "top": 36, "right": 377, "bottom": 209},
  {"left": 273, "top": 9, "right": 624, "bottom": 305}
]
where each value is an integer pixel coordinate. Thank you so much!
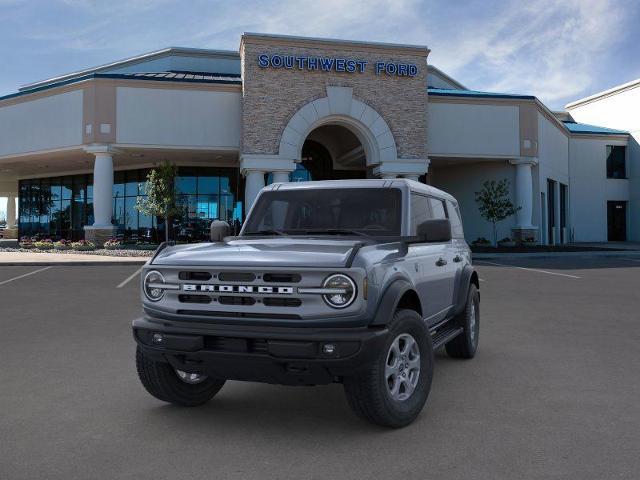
[
  {"left": 472, "top": 237, "right": 491, "bottom": 245},
  {"left": 33, "top": 239, "right": 54, "bottom": 250},
  {"left": 71, "top": 240, "right": 96, "bottom": 251},
  {"left": 54, "top": 239, "right": 73, "bottom": 250},
  {"left": 19, "top": 236, "right": 35, "bottom": 249},
  {"left": 103, "top": 238, "right": 123, "bottom": 250}
]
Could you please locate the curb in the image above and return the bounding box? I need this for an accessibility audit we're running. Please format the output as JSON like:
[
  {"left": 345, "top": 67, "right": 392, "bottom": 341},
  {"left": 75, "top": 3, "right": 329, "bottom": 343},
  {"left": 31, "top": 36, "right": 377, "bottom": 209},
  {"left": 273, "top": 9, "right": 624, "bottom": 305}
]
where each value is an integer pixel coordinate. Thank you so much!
[
  {"left": 0, "top": 260, "right": 149, "bottom": 266},
  {"left": 473, "top": 250, "right": 640, "bottom": 260}
]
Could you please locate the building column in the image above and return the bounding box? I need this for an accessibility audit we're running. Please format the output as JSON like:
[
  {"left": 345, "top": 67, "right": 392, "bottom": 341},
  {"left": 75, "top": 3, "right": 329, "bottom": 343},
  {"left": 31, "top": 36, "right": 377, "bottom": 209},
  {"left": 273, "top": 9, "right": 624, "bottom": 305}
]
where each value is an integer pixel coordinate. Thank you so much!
[
  {"left": 510, "top": 158, "right": 538, "bottom": 241},
  {"left": 6, "top": 195, "right": 16, "bottom": 229},
  {"left": 271, "top": 171, "right": 290, "bottom": 184},
  {"left": 240, "top": 154, "right": 295, "bottom": 212},
  {"left": 83, "top": 145, "right": 117, "bottom": 245},
  {"left": 1, "top": 194, "right": 18, "bottom": 239},
  {"left": 373, "top": 158, "right": 430, "bottom": 180},
  {"left": 244, "top": 170, "right": 266, "bottom": 212}
]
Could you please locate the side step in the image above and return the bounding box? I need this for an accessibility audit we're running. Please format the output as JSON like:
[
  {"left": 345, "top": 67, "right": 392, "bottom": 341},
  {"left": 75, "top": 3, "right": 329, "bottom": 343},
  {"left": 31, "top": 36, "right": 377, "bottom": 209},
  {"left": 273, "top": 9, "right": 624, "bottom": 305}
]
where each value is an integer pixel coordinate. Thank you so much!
[{"left": 431, "top": 326, "right": 463, "bottom": 349}]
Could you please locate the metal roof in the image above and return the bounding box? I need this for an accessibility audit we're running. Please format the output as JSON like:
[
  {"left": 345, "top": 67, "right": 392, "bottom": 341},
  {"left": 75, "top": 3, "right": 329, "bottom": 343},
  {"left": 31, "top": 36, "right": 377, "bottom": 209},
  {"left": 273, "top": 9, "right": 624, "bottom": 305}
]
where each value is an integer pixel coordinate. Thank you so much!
[
  {"left": 0, "top": 71, "right": 241, "bottom": 103},
  {"left": 428, "top": 87, "right": 535, "bottom": 100},
  {"left": 19, "top": 47, "right": 240, "bottom": 92},
  {"left": 562, "top": 121, "right": 628, "bottom": 135}
]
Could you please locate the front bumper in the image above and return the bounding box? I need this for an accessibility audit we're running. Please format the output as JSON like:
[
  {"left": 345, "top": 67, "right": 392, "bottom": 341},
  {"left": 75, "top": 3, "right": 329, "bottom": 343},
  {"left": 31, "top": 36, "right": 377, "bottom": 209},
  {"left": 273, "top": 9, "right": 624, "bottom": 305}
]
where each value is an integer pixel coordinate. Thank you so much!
[{"left": 133, "top": 316, "right": 389, "bottom": 385}]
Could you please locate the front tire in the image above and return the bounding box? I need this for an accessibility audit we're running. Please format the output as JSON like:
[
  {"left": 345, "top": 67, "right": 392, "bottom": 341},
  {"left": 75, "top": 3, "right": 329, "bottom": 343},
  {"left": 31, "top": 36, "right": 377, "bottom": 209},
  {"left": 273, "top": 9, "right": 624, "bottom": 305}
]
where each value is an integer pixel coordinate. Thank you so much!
[
  {"left": 136, "top": 347, "right": 225, "bottom": 406},
  {"left": 445, "top": 283, "right": 480, "bottom": 359},
  {"left": 343, "top": 309, "right": 434, "bottom": 428}
]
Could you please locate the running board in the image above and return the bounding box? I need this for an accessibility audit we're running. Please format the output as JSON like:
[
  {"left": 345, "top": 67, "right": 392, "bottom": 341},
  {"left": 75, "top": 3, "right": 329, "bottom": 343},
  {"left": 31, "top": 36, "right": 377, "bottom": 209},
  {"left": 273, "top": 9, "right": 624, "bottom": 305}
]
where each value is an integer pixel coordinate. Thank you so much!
[{"left": 431, "top": 326, "right": 463, "bottom": 349}]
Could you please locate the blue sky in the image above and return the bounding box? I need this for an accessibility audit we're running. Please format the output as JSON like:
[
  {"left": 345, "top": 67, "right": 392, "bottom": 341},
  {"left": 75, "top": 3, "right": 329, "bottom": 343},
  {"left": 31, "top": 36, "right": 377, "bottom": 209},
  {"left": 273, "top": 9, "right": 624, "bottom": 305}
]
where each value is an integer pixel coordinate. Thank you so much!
[
  {"left": 1, "top": 0, "right": 639, "bottom": 218},
  {"left": 1, "top": 0, "right": 639, "bottom": 108}
]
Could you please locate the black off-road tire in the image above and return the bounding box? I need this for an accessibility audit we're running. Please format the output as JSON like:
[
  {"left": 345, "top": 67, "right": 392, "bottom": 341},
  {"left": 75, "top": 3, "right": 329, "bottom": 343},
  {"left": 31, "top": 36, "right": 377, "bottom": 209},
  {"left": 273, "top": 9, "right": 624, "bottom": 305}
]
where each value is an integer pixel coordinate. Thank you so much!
[
  {"left": 136, "top": 347, "right": 225, "bottom": 406},
  {"left": 343, "top": 309, "right": 434, "bottom": 428},
  {"left": 445, "top": 283, "right": 480, "bottom": 359}
]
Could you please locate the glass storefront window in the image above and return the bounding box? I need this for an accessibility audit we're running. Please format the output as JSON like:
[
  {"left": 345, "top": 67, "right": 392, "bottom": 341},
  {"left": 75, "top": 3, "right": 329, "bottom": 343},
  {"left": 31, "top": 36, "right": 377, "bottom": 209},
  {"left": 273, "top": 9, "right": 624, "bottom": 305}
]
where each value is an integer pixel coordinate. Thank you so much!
[{"left": 18, "top": 166, "right": 243, "bottom": 241}]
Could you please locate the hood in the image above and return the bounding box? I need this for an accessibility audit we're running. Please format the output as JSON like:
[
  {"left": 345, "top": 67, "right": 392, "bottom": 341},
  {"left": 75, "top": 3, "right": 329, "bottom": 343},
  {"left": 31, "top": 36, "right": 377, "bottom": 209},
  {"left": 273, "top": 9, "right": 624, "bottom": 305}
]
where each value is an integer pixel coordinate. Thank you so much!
[{"left": 151, "top": 237, "right": 362, "bottom": 268}]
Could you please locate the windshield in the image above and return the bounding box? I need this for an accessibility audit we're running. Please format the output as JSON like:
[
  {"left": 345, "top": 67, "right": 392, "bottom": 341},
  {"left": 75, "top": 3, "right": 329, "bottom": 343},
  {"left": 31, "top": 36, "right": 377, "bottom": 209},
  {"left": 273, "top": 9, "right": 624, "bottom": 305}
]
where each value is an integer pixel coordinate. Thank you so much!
[{"left": 242, "top": 188, "right": 402, "bottom": 237}]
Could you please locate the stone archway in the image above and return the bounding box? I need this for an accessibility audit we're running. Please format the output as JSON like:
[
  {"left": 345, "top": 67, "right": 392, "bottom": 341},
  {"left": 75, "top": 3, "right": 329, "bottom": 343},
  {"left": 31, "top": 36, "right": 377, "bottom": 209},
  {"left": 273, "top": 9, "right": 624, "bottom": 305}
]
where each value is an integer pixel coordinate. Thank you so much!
[{"left": 278, "top": 86, "right": 398, "bottom": 167}]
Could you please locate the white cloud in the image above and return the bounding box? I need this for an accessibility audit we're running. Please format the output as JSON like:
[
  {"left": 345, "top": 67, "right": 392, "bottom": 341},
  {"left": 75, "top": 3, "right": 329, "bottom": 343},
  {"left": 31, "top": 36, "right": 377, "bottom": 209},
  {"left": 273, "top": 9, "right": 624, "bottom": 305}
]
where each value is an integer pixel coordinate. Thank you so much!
[
  {"left": 426, "top": 0, "right": 631, "bottom": 107},
  {"left": 3, "top": 0, "right": 635, "bottom": 108}
]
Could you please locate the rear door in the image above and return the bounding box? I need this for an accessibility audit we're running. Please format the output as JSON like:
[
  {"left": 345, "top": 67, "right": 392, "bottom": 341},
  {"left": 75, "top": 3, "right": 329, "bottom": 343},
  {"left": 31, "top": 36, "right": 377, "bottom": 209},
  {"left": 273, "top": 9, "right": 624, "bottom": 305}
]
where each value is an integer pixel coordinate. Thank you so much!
[
  {"left": 406, "top": 193, "right": 454, "bottom": 323},
  {"left": 427, "top": 197, "right": 457, "bottom": 317}
]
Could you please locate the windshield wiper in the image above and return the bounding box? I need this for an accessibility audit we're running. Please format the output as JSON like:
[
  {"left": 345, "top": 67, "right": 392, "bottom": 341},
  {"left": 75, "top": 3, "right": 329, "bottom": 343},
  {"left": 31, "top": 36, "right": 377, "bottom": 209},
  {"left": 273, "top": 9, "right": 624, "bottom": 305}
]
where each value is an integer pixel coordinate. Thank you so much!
[{"left": 244, "top": 229, "right": 288, "bottom": 236}]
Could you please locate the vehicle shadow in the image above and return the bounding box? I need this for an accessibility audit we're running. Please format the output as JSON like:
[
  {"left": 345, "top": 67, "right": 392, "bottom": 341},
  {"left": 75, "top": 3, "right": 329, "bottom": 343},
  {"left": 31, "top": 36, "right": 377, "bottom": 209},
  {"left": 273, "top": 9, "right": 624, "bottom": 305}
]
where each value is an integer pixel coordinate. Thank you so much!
[{"left": 130, "top": 349, "right": 462, "bottom": 438}]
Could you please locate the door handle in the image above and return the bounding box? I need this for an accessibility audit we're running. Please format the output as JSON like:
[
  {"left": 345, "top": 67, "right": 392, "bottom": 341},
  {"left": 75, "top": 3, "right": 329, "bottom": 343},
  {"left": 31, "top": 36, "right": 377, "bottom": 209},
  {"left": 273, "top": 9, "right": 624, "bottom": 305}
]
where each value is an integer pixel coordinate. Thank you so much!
[
  {"left": 436, "top": 258, "right": 447, "bottom": 267},
  {"left": 453, "top": 255, "right": 462, "bottom": 263}
]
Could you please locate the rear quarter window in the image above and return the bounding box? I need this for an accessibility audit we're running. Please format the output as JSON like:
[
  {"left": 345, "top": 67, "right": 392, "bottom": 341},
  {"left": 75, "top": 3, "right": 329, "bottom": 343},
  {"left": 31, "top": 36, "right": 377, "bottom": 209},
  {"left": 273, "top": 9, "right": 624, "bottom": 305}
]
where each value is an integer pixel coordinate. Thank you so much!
[{"left": 446, "top": 200, "right": 465, "bottom": 239}]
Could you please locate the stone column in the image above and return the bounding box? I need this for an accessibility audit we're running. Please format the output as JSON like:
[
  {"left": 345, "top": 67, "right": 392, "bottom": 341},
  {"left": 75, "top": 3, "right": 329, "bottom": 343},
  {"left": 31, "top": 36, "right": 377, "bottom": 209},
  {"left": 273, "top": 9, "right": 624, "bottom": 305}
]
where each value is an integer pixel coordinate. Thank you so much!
[
  {"left": 6, "top": 195, "right": 16, "bottom": 228},
  {"left": 244, "top": 170, "right": 266, "bottom": 212},
  {"left": 510, "top": 158, "right": 538, "bottom": 242},
  {"left": 240, "top": 154, "right": 295, "bottom": 212},
  {"left": 2, "top": 194, "right": 18, "bottom": 239},
  {"left": 84, "top": 145, "right": 117, "bottom": 245},
  {"left": 271, "top": 171, "right": 290, "bottom": 184},
  {"left": 374, "top": 158, "right": 430, "bottom": 180}
]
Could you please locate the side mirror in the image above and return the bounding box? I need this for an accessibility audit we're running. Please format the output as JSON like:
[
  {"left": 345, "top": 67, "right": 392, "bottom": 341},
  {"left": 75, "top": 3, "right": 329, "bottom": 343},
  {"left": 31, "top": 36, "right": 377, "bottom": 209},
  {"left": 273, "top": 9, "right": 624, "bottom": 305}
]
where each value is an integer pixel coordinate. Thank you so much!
[
  {"left": 210, "top": 220, "right": 231, "bottom": 242},
  {"left": 417, "top": 219, "right": 452, "bottom": 243}
]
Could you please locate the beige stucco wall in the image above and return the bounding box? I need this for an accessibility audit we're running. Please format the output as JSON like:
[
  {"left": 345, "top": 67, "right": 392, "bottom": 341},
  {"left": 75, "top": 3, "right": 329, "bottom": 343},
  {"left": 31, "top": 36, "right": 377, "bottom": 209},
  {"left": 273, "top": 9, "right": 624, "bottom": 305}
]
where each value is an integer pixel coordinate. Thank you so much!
[
  {"left": 0, "top": 90, "right": 83, "bottom": 157},
  {"left": 240, "top": 36, "right": 428, "bottom": 160}
]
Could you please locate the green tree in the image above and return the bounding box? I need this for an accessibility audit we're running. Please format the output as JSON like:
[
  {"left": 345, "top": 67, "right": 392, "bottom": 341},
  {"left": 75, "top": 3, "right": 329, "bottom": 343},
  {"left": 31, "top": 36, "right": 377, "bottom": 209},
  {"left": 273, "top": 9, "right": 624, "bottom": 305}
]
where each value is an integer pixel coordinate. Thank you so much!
[
  {"left": 474, "top": 179, "right": 520, "bottom": 246},
  {"left": 136, "top": 161, "right": 182, "bottom": 243}
]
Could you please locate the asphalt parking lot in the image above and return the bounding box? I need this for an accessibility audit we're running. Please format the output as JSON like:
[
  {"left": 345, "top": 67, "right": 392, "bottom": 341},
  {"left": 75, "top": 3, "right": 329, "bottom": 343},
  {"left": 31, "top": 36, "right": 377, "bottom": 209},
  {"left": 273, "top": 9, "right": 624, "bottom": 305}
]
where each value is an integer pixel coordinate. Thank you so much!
[{"left": 1, "top": 256, "right": 639, "bottom": 479}]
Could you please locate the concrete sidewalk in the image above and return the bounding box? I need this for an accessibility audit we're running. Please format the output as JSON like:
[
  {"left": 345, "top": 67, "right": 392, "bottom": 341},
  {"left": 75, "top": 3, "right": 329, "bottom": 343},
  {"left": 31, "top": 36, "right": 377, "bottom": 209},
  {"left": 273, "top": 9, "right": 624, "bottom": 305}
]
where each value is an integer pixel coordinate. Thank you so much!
[
  {"left": 474, "top": 250, "right": 640, "bottom": 259},
  {"left": 0, "top": 251, "right": 149, "bottom": 266}
]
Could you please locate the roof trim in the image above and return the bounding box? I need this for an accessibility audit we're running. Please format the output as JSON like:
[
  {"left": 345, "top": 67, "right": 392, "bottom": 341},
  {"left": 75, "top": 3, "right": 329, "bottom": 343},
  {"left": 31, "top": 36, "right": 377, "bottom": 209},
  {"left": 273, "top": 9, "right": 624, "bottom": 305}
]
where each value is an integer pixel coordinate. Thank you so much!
[
  {"left": 565, "top": 78, "right": 640, "bottom": 109},
  {"left": 19, "top": 47, "right": 240, "bottom": 92},
  {"left": 427, "top": 66, "right": 466, "bottom": 90},
  {"left": 241, "top": 32, "right": 430, "bottom": 56},
  {"left": 428, "top": 87, "right": 535, "bottom": 100},
  {"left": 562, "top": 121, "right": 628, "bottom": 135},
  {"left": 1, "top": 72, "right": 241, "bottom": 103}
]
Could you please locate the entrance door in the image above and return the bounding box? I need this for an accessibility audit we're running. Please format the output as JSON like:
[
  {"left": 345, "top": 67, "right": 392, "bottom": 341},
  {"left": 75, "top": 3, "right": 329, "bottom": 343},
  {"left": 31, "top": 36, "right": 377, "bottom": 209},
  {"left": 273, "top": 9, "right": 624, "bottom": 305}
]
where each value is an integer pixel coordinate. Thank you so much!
[{"left": 607, "top": 201, "right": 627, "bottom": 241}]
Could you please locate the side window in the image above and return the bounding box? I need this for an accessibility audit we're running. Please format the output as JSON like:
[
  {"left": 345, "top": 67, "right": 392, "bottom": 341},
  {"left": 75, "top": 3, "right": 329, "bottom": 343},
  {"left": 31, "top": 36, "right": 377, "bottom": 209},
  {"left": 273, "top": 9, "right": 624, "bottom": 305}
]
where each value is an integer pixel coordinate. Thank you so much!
[
  {"left": 428, "top": 197, "right": 447, "bottom": 219},
  {"left": 410, "top": 193, "right": 431, "bottom": 235},
  {"left": 446, "top": 200, "right": 464, "bottom": 238}
]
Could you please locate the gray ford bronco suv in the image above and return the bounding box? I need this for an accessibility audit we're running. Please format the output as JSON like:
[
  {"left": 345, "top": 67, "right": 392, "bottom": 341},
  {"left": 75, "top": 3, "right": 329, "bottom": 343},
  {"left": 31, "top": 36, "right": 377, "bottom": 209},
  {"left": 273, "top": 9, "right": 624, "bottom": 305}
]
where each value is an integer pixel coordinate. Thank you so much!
[{"left": 133, "top": 179, "right": 480, "bottom": 427}]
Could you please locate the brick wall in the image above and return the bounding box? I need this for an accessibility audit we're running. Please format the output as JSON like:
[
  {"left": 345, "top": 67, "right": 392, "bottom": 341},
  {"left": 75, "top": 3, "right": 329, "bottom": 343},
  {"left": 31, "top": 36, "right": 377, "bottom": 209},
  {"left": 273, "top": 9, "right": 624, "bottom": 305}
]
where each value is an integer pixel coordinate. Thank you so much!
[{"left": 240, "top": 36, "right": 428, "bottom": 160}]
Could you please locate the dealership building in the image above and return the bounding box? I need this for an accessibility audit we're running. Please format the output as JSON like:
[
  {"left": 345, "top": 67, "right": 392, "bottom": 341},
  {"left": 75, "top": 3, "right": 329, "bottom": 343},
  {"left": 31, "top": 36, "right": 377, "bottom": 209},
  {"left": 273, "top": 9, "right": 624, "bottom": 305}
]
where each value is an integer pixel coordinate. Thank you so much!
[{"left": 0, "top": 33, "right": 637, "bottom": 244}]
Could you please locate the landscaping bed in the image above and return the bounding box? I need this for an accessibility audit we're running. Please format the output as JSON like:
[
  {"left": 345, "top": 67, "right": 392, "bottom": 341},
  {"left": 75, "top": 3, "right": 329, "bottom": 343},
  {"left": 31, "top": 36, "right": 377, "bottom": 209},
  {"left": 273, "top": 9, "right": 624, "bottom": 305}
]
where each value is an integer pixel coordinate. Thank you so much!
[
  {"left": 0, "top": 247, "right": 154, "bottom": 257},
  {"left": 471, "top": 245, "right": 624, "bottom": 254}
]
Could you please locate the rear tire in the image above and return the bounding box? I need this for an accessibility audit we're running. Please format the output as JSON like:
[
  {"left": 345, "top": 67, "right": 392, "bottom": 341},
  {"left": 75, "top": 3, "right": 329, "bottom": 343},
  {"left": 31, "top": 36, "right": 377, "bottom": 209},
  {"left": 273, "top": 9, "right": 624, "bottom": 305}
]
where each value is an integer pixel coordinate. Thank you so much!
[
  {"left": 136, "top": 347, "right": 225, "bottom": 406},
  {"left": 445, "top": 283, "right": 480, "bottom": 359},
  {"left": 343, "top": 309, "right": 434, "bottom": 428}
]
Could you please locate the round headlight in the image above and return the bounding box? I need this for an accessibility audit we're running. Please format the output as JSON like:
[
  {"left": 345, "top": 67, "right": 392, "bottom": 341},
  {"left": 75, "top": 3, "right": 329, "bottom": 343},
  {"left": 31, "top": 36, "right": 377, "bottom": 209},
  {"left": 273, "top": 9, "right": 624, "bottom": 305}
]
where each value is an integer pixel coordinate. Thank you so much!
[
  {"left": 144, "top": 270, "right": 166, "bottom": 302},
  {"left": 322, "top": 274, "right": 357, "bottom": 309}
]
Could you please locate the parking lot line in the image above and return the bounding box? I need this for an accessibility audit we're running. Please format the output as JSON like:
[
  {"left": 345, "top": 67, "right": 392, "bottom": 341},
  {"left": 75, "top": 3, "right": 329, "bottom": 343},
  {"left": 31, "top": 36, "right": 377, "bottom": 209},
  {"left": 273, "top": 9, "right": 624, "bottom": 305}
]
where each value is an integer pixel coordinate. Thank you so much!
[
  {"left": 475, "top": 260, "right": 581, "bottom": 279},
  {"left": 117, "top": 267, "right": 142, "bottom": 289},
  {"left": 0, "top": 266, "right": 52, "bottom": 286}
]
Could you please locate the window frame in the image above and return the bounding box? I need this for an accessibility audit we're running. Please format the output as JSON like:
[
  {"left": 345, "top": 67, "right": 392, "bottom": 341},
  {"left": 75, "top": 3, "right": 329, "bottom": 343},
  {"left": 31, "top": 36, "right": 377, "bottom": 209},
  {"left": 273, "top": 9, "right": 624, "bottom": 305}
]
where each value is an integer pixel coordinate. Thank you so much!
[{"left": 606, "top": 145, "right": 627, "bottom": 179}]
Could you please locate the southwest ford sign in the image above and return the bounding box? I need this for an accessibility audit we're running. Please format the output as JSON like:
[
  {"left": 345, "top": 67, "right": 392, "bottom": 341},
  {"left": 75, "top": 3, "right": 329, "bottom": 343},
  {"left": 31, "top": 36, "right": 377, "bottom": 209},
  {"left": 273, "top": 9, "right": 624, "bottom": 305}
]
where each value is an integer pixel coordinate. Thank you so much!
[{"left": 257, "top": 54, "right": 418, "bottom": 77}]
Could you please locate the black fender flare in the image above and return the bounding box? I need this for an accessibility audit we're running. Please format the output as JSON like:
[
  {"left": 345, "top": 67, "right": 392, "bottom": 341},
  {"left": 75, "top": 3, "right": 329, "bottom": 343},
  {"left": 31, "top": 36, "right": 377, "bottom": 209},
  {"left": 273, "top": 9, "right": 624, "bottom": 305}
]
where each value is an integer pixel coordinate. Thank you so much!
[
  {"left": 452, "top": 265, "right": 479, "bottom": 316},
  {"left": 370, "top": 279, "right": 416, "bottom": 326}
]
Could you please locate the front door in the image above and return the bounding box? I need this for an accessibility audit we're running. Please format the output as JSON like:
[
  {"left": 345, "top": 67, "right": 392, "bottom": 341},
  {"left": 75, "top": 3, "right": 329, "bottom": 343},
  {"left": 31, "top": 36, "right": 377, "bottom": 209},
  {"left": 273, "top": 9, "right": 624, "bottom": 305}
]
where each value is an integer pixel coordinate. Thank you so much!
[{"left": 607, "top": 201, "right": 627, "bottom": 241}]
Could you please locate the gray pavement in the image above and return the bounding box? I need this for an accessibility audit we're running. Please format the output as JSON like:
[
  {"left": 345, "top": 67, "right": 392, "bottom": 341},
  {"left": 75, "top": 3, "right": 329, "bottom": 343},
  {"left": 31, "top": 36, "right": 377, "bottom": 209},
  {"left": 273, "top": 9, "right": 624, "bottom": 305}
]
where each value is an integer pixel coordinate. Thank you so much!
[{"left": 1, "top": 258, "right": 639, "bottom": 479}]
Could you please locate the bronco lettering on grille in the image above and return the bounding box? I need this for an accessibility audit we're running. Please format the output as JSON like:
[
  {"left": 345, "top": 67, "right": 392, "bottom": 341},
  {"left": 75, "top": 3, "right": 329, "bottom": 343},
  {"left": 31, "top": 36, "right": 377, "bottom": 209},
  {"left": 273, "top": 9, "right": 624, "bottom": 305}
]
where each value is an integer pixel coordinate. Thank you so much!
[{"left": 182, "top": 284, "right": 294, "bottom": 294}]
